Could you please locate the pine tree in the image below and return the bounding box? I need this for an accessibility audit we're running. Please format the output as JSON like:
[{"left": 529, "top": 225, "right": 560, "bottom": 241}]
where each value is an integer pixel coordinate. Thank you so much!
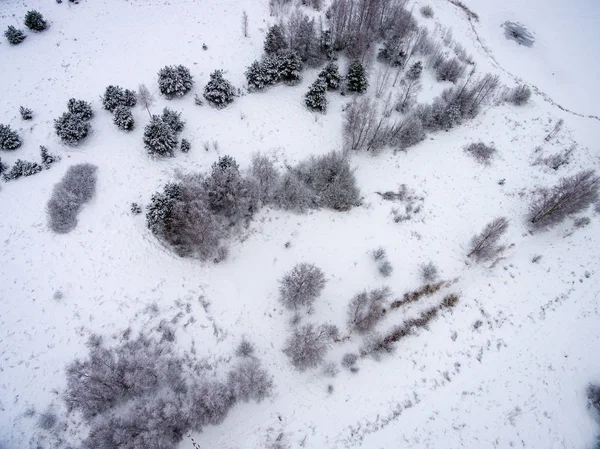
[
  {"left": 143, "top": 116, "right": 177, "bottom": 157},
  {"left": 203, "top": 70, "right": 236, "bottom": 108},
  {"left": 0, "top": 124, "right": 22, "bottom": 150},
  {"left": 346, "top": 60, "right": 368, "bottom": 94},
  {"left": 304, "top": 79, "right": 328, "bottom": 112},
  {"left": 20, "top": 106, "right": 33, "bottom": 120},
  {"left": 67, "top": 99, "right": 93, "bottom": 120},
  {"left": 5, "top": 26, "right": 26, "bottom": 45},
  {"left": 3, "top": 159, "right": 43, "bottom": 181},
  {"left": 406, "top": 61, "right": 423, "bottom": 81},
  {"left": 54, "top": 112, "right": 90, "bottom": 145},
  {"left": 158, "top": 65, "right": 194, "bottom": 98},
  {"left": 40, "top": 145, "right": 60, "bottom": 169},
  {"left": 264, "top": 24, "right": 287, "bottom": 55},
  {"left": 318, "top": 62, "right": 341, "bottom": 90},
  {"left": 102, "top": 85, "right": 136, "bottom": 112},
  {"left": 276, "top": 51, "right": 303, "bottom": 85},
  {"left": 113, "top": 106, "right": 135, "bottom": 131},
  {"left": 161, "top": 108, "right": 185, "bottom": 133},
  {"left": 24, "top": 10, "right": 48, "bottom": 31}
]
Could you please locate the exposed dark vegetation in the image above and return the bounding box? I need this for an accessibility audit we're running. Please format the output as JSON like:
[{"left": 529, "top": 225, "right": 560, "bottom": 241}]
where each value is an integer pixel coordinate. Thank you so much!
[
  {"left": 0, "top": 124, "right": 22, "bottom": 150},
  {"left": 465, "top": 142, "right": 496, "bottom": 165},
  {"left": 5, "top": 26, "right": 26, "bottom": 45},
  {"left": 508, "top": 85, "right": 531, "bottom": 105},
  {"left": 20, "top": 106, "right": 33, "bottom": 120},
  {"left": 24, "top": 10, "right": 48, "bottom": 31},
  {"left": 467, "top": 217, "right": 509, "bottom": 261}
]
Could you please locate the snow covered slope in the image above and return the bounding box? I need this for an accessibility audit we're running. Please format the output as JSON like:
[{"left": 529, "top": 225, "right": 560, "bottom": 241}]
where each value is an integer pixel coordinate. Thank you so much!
[{"left": 1, "top": 0, "right": 599, "bottom": 448}]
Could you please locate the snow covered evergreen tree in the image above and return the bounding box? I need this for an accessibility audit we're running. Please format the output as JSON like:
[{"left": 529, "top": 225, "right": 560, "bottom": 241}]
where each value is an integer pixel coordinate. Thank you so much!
[
  {"left": 304, "top": 78, "right": 328, "bottom": 112},
  {"left": 40, "top": 145, "right": 60, "bottom": 169},
  {"left": 276, "top": 51, "right": 303, "bottom": 85},
  {"left": 54, "top": 112, "right": 90, "bottom": 145},
  {"left": 113, "top": 106, "right": 135, "bottom": 131},
  {"left": 19, "top": 106, "right": 33, "bottom": 120},
  {"left": 158, "top": 65, "right": 194, "bottom": 98},
  {"left": 346, "top": 60, "right": 368, "bottom": 94},
  {"left": 24, "top": 10, "right": 48, "bottom": 31},
  {"left": 245, "top": 59, "right": 278, "bottom": 91},
  {"left": 143, "top": 116, "right": 177, "bottom": 157},
  {"left": 0, "top": 158, "right": 6, "bottom": 176},
  {"left": 180, "top": 138, "right": 191, "bottom": 153},
  {"left": 3, "top": 159, "right": 43, "bottom": 181},
  {"left": 67, "top": 98, "right": 93, "bottom": 120},
  {"left": 102, "top": 85, "right": 137, "bottom": 112},
  {"left": 0, "top": 124, "right": 22, "bottom": 150},
  {"left": 317, "top": 62, "right": 341, "bottom": 90},
  {"left": 5, "top": 26, "right": 26, "bottom": 45},
  {"left": 203, "top": 70, "right": 236, "bottom": 108},
  {"left": 264, "top": 24, "right": 287, "bottom": 55},
  {"left": 406, "top": 61, "right": 423, "bottom": 81},
  {"left": 161, "top": 108, "right": 185, "bottom": 133}
]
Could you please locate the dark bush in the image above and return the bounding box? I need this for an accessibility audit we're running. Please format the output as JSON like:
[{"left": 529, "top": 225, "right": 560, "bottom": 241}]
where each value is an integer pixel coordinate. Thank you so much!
[
  {"left": 131, "top": 202, "right": 142, "bottom": 214},
  {"left": 20, "top": 106, "right": 33, "bottom": 120},
  {"left": 3, "top": 159, "right": 43, "bottom": 181},
  {"left": 24, "top": 10, "right": 48, "bottom": 31},
  {"left": 102, "top": 85, "right": 136, "bottom": 112},
  {"left": 279, "top": 263, "right": 326, "bottom": 310},
  {"left": 419, "top": 262, "right": 439, "bottom": 282},
  {"left": 467, "top": 217, "right": 509, "bottom": 261},
  {"left": 113, "top": 106, "right": 134, "bottom": 131},
  {"left": 346, "top": 60, "right": 368, "bottom": 94},
  {"left": 465, "top": 142, "right": 496, "bottom": 165},
  {"left": 158, "top": 65, "right": 194, "bottom": 98},
  {"left": 188, "top": 380, "right": 235, "bottom": 427},
  {"left": 47, "top": 163, "right": 97, "bottom": 233},
  {"left": 264, "top": 24, "right": 287, "bottom": 55},
  {"left": 276, "top": 51, "right": 303, "bottom": 85},
  {"left": 272, "top": 171, "right": 315, "bottom": 212},
  {"left": 347, "top": 287, "right": 390, "bottom": 333},
  {"left": 378, "top": 260, "right": 393, "bottom": 277},
  {"left": 37, "top": 410, "right": 57, "bottom": 430},
  {"left": 54, "top": 112, "right": 90, "bottom": 145},
  {"left": 143, "top": 115, "right": 177, "bottom": 157},
  {"left": 508, "top": 85, "right": 531, "bottom": 106},
  {"left": 67, "top": 98, "right": 94, "bottom": 120},
  {"left": 180, "top": 138, "right": 191, "bottom": 153},
  {"left": 435, "top": 57, "right": 466, "bottom": 83},
  {"left": 372, "top": 247, "right": 386, "bottom": 261},
  {"left": 40, "top": 145, "right": 60, "bottom": 169},
  {"left": 283, "top": 323, "right": 337, "bottom": 371},
  {"left": 235, "top": 339, "right": 255, "bottom": 357},
  {"left": 161, "top": 108, "right": 185, "bottom": 133},
  {"left": 529, "top": 170, "right": 600, "bottom": 228},
  {"left": 318, "top": 62, "right": 341, "bottom": 90},
  {"left": 5, "top": 26, "right": 26, "bottom": 45},
  {"left": 341, "top": 353, "right": 358, "bottom": 369},
  {"left": 0, "top": 124, "right": 22, "bottom": 150},
  {"left": 420, "top": 5, "right": 434, "bottom": 18},
  {"left": 251, "top": 153, "right": 280, "bottom": 204}
]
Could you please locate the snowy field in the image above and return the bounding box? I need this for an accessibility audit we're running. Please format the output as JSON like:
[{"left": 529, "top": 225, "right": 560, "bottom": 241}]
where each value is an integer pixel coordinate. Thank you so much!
[{"left": 1, "top": 0, "right": 600, "bottom": 448}]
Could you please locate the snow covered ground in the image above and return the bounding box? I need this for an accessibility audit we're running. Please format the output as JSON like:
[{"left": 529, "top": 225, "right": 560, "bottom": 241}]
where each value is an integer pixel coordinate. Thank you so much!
[{"left": 1, "top": 0, "right": 600, "bottom": 448}]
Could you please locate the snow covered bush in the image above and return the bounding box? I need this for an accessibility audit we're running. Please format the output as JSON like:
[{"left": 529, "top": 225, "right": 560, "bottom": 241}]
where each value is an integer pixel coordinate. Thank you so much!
[
  {"left": 294, "top": 151, "right": 360, "bottom": 210},
  {"left": 5, "top": 26, "right": 26, "bottom": 45},
  {"left": 251, "top": 153, "right": 280, "bottom": 204},
  {"left": 188, "top": 380, "right": 235, "bottom": 427},
  {"left": 40, "top": 145, "right": 60, "bottom": 169},
  {"left": 203, "top": 70, "right": 236, "bottom": 108},
  {"left": 3, "top": 159, "right": 42, "bottom": 181},
  {"left": 347, "top": 287, "right": 390, "bottom": 333},
  {"left": 146, "top": 182, "right": 184, "bottom": 237},
  {"left": 143, "top": 115, "right": 177, "bottom": 157},
  {"left": 434, "top": 57, "right": 466, "bottom": 83},
  {"left": 420, "top": 5, "right": 434, "bottom": 18},
  {"left": 47, "top": 163, "right": 97, "bottom": 233},
  {"left": 113, "top": 106, "right": 134, "bottom": 131},
  {"left": 131, "top": 202, "right": 142, "bottom": 214},
  {"left": 20, "top": 106, "right": 33, "bottom": 120},
  {"left": 245, "top": 59, "right": 275, "bottom": 91},
  {"left": 275, "top": 51, "right": 303, "bottom": 85},
  {"left": 102, "top": 85, "right": 136, "bottom": 112},
  {"left": 508, "top": 85, "right": 531, "bottom": 106},
  {"left": 54, "top": 112, "right": 90, "bottom": 145},
  {"left": 264, "top": 24, "right": 287, "bottom": 55},
  {"left": 318, "top": 62, "right": 341, "bottom": 90},
  {"left": 180, "top": 138, "right": 191, "bottom": 153},
  {"left": 304, "top": 78, "right": 328, "bottom": 112},
  {"left": 346, "top": 60, "right": 368, "bottom": 93},
  {"left": 465, "top": 142, "right": 496, "bottom": 165},
  {"left": 24, "top": 10, "right": 48, "bottom": 31},
  {"left": 0, "top": 158, "right": 7, "bottom": 176},
  {"left": 235, "top": 339, "right": 255, "bottom": 358},
  {"left": 279, "top": 263, "right": 326, "bottom": 310},
  {"left": 467, "top": 217, "right": 509, "bottom": 261},
  {"left": 272, "top": 171, "right": 315, "bottom": 212},
  {"left": 378, "top": 260, "right": 393, "bottom": 277},
  {"left": 161, "top": 108, "right": 185, "bottom": 133},
  {"left": 228, "top": 359, "right": 273, "bottom": 402},
  {"left": 0, "top": 124, "right": 22, "bottom": 150},
  {"left": 390, "top": 115, "right": 426, "bottom": 150},
  {"left": 283, "top": 323, "right": 338, "bottom": 371},
  {"left": 341, "top": 353, "right": 358, "bottom": 369},
  {"left": 37, "top": 410, "right": 57, "bottom": 430},
  {"left": 419, "top": 262, "right": 439, "bottom": 282},
  {"left": 158, "top": 65, "right": 194, "bottom": 98},
  {"left": 67, "top": 98, "right": 94, "bottom": 120},
  {"left": 528, "top": 170, "right": 600, "bottom": 229}
]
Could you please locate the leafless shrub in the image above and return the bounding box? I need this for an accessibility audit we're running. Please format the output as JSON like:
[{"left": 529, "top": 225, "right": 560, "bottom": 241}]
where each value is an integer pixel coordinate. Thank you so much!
[
  {"left": 378, "top": 260, "right": 393, "bottom": 277},
  {"left": 347, "top": 287, "right": 391, "bottom": 333},
  {"left": 544, "top": 119, "right": 563, "bottom": 142},
  {"left": 372, "top": 247, "right": 386, "bottom": 261},
  {"left": 574, "top": 216, "right": 591, "bottom": 228},
  {"left": 37, "top": 410, "right": 57, "bottom": 430},
  {"left": 235, "top": 338, "right": 255, "bottom": 357},
  {"left": 341, "top": 353, "right": 358, "bottom": 369},
  {"left": 228, "top": 358, "right": 273, "bottom": 402},
  {"left": 390, "top": 281, "right": 444, "bottom": 309},
  {"left": 465, "top": 142, "right": 496, "bottom": 165},
  {"left": 420, "top": 5, "right": 434, "bottom": 18},
  {"left": 279, "top": 263, "right": 326, "bottom": 310},
  {"left": 321, "top": 361, "right": 339, "bottom": 377},
  {"left": 137, "top": 83, "right": 155, "bottom": 117},
  {"left": 467, "top": 217, "right": 509, "bottom": 261},
  {"left": 419, "top": 262, "right": 439, "bottom": 283},
  {"left": 283, "top": 323, "right": 337, "bottom": 371},
  {"left": 343, "top": 97, "right": 380, "bottom": 152},
  {"left": 531, "top": 254, "right": 542, "bottom": 263},
  {"left": 537, "top": 145, "right": 575, "bottom": 171},
  {"left": 434, "top": 57, "right": 466, "bottom": 83},
  {"left": 251, "top": 153, "right": 280, "bottom": 204},
  {"left": 529, "top": 170, "right": 600, "bottom": 229},
  {"left": 508, "top": 85, "right": 531, "bottom": 105}
]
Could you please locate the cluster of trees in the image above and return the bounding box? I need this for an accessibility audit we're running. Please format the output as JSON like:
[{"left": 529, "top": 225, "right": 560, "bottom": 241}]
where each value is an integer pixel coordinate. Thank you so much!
[
  {"left": 54, "top": 98, "right": 94, "bottom": 145},
  {"left": 0, "top": 124, "right": 22, "bottom": 151},
  {"left": 143, "top": 108, "right": 186, "bottom": 157},
  {"left": 2, "top": 145, "right": 59, "bottom": 182},
  {"left": 47, "top": 163, "right": 97, "bottom": 233},
  {"left": 63, "top": 332, "right": 273, "bottom": 448},
  {"left": 4, "top": 10, "right": 48, "bottom": 45},
  {"left": 102, "top": 85, "right": 137, "bottom": 131},
  {"left": 146, "top": 152, "right": 360, "bottom": 259}
]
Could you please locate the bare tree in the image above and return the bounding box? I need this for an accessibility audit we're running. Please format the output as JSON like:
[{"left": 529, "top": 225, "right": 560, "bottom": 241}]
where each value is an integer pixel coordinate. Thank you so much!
[
  {"left": 374, "top": 66, "right": 391, "bottom": 98},
  {"left": 347, "top": 287, "right": 390, "bottom": 333},
  {"left": 228, "top": 359, "right": 273, "bottom": 402},
  {"left": 343, "top": 97, "right": 378, "bottom": 152},
  {"left": 242, "top": 10, "right": 249, "bottom": 37},
  {"left": 138, "top": 83, "right": 155, "bottom": 118},
  {"left": 283, "top": 323, "right": 337, "bottom": 370},
  {"left": 467, "top": 217, "right": 509, "bottom": 261},
  {"left": 396, "top": 76, "right": 421, "bottom": 113},
  {"left": 529, "top": 170, "right": 600, "bottom": 228}
]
